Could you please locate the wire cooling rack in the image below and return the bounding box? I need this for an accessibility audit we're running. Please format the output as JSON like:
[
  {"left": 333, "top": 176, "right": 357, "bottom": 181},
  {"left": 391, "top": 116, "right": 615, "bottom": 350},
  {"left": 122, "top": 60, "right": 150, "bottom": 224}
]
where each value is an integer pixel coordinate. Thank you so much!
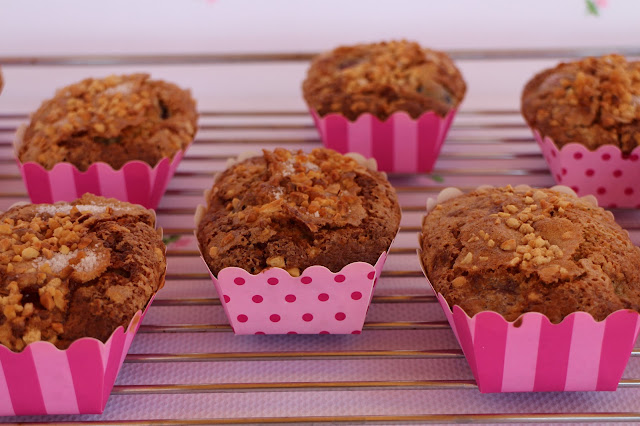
[{"left": 1, "top": 50, "right": 640, "bottom": 424}]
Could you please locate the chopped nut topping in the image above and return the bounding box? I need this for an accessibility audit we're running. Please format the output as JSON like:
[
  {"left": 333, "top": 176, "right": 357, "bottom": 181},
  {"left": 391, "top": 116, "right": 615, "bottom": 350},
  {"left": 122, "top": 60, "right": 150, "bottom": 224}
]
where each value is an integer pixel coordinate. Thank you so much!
[
  {"left": 500, "top": 239, "right": 516, "bottom": 251},
  {"left": 460, "top": 252, "right": 473, "bottom": 265},
  {"left": 506, "top": 218, "right": 521, "bottom": 229}
]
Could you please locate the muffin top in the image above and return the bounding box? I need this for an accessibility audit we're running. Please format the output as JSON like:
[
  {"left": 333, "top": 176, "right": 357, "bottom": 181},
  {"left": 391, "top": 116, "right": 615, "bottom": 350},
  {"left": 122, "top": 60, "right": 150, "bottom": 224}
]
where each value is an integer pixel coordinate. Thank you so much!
[
  {"left": 18, "top": 73, "right": 198, "bottom": 171},
  {"left": 0, "top": 194, "right": 166, "bottom": 351},
  {"left": 303, "top": 40, "right": 466, "bottom": 120},
  {"left": 420, "top": 185, "right": 640, "bottom": 323},
  {"left": 197, "top": 148, "right": 401, "bottom": 276},
  {"left": 522, "top": 55, "right": 640, "bottom": 155}
]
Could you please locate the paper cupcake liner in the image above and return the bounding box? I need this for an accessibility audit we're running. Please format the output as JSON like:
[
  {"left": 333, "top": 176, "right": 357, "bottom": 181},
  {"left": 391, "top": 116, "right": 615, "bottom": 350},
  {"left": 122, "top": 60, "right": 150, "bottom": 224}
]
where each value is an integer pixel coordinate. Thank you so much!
[
  {"left": 533, "top": 129, "right": 640, "bottom": 208},
  {"left": 195, "top": 149, "right": 395, "bottom": 334},
  {"left": 203, "top": 252, "right": 387, "bottom": 335},
  {"left": 0, "top": 294, "right": 156, "bottom": 415},
  {"left": 14, "top": 124, "right": 189, "bottom": 210},
  {"left": 419, "top": 185, "right": 640, "bottom": 392},
  {"left": 310, "top": 109, "right": 457, "bottom": 173}
]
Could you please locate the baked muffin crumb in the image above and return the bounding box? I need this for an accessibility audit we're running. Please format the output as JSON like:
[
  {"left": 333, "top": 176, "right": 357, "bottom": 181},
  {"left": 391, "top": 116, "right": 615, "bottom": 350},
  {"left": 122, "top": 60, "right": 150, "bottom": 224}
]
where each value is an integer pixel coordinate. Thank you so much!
[
  {"left": 421, "top": 186, "right": 640, "bottom": 323},
  {"left": 18, "top": 74, "right": 198, "bottom": 170},
  {"left": 303, "top": 40, "right": 466, "bottom": 120},
  {"left": 197, "top": 148, "right": 401, "bottom": 275},
  {"left": 0, "top": 194, "right": 166, "bottom": 351},
  {"left": 522, "top": 54, "right": 640, "bottom": 155}
]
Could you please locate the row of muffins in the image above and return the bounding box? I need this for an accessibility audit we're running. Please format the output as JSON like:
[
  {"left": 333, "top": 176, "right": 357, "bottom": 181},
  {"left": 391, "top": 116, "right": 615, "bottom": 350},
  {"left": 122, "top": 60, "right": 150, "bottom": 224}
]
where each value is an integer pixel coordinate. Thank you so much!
[{"left": 2, "top": 41, "right": 639, "bottom": 208}]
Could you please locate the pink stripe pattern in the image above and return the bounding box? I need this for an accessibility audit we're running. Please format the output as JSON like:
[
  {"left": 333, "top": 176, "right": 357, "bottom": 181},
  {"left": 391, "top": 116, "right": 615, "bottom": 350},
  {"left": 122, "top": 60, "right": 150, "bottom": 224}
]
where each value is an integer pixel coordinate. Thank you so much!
[
  {"left": 533, "top": 129, "right": 640, "bottom": 208},
  {"left": 311, "top": 109, "right": 457, "bottom": 173},
  {"left": 433, "top": 292, "right": 640, "bottom": 393},
  {"left": 16, "top": 149, "right": 187, "bottom": 210},
  {"left": 0, "top": 296, "right": 155, "bottom": 415},
  {"left": 204, "top": 252, "right": 389, "bottom": 335}
]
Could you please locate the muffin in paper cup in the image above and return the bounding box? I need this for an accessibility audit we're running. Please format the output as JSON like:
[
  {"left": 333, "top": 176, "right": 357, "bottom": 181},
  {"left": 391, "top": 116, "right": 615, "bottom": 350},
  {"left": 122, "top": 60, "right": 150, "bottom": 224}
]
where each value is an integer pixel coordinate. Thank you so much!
[
  {"left": 14, "top": 73, "right": 197, "bottom": 210},
  {"left": 0, "top": 196, "right": 166, "bottom": 414},
  {"left": 310, "top": 109, "right": 457, "bottom": 173},
  {"left": 419, "top": 185, "right": 640, "bottom": 393},
  {"left": 303, "top": 40, "right": 465, "bottom": 174},
  {"left": 0, "top": 297, "right": 154, "bottom": 415},
  {"left": 534, "top": 130, "right": 640, "bottom": 208},
  {"left": 195, "top": 148, "right": 400, "bottom": 334},
  {"left": 521, "top": 54, "right": 640, "bottom": 208}
]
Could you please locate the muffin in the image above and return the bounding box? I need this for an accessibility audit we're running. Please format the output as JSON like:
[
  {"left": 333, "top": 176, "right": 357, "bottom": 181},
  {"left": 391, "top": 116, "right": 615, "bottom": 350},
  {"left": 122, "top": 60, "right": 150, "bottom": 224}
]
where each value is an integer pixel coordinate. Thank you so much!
[
  {"left": 419, "top": 185, "right": 640, "bottom": 393},
  {"left": 0, "top": 194, "right": 166, "bottom": 351},
  {"left": 15, "top": 74, "right": 196, "bottom": 208},
  {"left": 522, "top": 54, "right": 640, "bottom": 155},
  {"left": 303, "top": 40, "right": 466, "bottom": 120},
  {"left": 303, "top": 40, "right": 465, "bottom": 173},
  {"left": 196, "top": 148, "right": 400, "bottom": 335},
  {"left": 522, "top": 55, "right": 640, "bottom": 208},
  {"left": 197, "top": 147, "right": 400, "bottom": 275},
  {"left": 421, "top": 185, "right": 640, "bottom": 323}
]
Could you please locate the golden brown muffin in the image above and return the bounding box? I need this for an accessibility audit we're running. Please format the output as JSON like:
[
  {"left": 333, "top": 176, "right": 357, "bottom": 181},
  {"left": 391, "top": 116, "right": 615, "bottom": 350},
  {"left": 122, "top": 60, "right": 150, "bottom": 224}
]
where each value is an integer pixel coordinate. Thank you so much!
[
  {"left": 522, "top": 54, "right": 640, "bottom": 155},
  {"left": 0, "top": 194, "right": 166, "bottom": 351},
  {"left": 303, "top": 40, "right": 466, "bottom": 120},
  {"left": 420, "top": 185, "right": 640, "bottom": 323},
  {"left": 197, "top": 148, "right": 401, "bottom": 276},
  {"left": 18, "top": 74, "right": 198, "bottom": 171}
]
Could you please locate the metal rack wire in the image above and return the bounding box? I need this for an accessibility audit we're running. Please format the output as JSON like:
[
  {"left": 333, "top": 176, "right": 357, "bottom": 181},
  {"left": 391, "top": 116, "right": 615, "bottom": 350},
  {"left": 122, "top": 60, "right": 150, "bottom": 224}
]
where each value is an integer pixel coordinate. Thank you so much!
[{"left": 1, "top": 50, "right": 640, "bottom": 424}]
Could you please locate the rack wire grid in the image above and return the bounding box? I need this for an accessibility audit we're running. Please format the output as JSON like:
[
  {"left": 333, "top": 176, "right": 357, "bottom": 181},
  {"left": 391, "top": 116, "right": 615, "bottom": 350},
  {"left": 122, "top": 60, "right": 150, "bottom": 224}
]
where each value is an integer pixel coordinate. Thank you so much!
[{"left": 1, "top": 49, "right": 640, "bottom": 425}]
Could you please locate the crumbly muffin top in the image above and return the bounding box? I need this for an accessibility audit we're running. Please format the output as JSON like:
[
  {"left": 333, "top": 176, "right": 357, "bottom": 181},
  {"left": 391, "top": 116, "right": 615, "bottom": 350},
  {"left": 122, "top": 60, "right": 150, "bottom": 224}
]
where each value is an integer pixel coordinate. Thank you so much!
[
  {"left": 421, "top": 185, "right": 640, "bottom": 323},
  {"left": 197, "top": 148, "right": 401, "bottom": 275},
  {"left": 522, "top": 55, "right": 640, "bottom": 155},
  {"left": 18, "top": 73, "right": 198, "bottom": 171},
  {"left": 0, "top": 194, "right": 166, "bottom": 351},
  {"left": 303, "top": 40, "right": 466, "bottom": 120}
]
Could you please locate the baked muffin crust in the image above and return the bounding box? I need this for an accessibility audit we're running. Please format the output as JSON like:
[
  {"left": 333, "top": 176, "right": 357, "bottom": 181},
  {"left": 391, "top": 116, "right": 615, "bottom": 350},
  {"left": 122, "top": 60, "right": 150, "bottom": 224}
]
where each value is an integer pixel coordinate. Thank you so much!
[
  {"left": 18, "top": 74, "right": 198, "bottom": 171},
  {"left": 522, "top": 54, "right": 640, "bottom": 155},
  {"left": 303, "top": 40, "right": 466, "bottom": 120},
  {"left": 0, "top": 194, "right": 166, "bottom": 351},
  {"left": 420, "top": 185, "right": 640, "bottom": 323},
  {"left": 197, "top": 148, "right": 401, "bottom": 276}
]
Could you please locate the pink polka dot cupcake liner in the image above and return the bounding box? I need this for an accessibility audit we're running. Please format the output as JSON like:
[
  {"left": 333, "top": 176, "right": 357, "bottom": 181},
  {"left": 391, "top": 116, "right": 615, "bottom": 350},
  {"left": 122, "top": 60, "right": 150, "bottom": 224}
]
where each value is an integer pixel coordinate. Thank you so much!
[
  {"left": 202, "top": 252, "right": 387, "bottom": 335},
  {"left": 310, "top": 109, "right": 457, "bottom": 174},
  {"left": 14, "top": 124, "right": 190, "bottom": 210},
  {"left": 419, "top": 186, "right": 640, "bottom": 393},
  {"left": 534, "top": 129, "right": 640, "bottom": 208},
  {"left": 0, "top": 295, "right": 156, "bottom": 415}
]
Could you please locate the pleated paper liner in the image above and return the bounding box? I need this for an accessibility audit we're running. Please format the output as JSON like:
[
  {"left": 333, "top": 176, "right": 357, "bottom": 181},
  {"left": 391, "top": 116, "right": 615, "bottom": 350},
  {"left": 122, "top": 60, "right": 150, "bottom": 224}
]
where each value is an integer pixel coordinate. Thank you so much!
[
  {"left": 0, "top": 294, "right": 156, "bottom": 415},
  {"left": 14, "top": 124, "right": 190, "bottom": 210},
  {"left": 194, "top": 150, "right": 396, "bottom": 335},
  {"left": 419, "top": 185, "right": 640, "bottom": 392},
  {"left": 310, "top": 109, "right": 457, "bottom": 173},
  {"left": 533, "top": 129, "right": 640, "bottom": 208}
]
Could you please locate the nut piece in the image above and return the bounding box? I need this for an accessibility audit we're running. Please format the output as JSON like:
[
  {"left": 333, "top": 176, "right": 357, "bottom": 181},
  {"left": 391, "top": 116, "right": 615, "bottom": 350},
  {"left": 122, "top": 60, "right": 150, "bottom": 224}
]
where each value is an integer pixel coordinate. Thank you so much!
[
  {"left": 500, "top": 239, "right": 516, "bottom": 251},
  {"left": 266, "top": 256, "right": 286, "bottom": 268},
  {"left": 451, "top": 276, "right": 467, "bottom": 287},
  {"left": 460, "top": 252, "right": 473, "bottom": 265},
  {"left": 506, "top": 218, "right": 521, "bottom": 229},
  {"left": 21, "top": 247, "right": 39, "bottom": 260}
]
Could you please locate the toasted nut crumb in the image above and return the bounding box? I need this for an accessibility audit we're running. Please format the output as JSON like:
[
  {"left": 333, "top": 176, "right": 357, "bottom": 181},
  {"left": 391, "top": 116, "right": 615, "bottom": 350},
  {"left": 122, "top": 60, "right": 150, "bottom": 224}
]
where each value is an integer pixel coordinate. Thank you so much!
[
  {"left": 523, "top": 252, "right": 532, "bottom": 261},
  {"left": 460, "top": 252, "right": 473, "bottom": 265},
  {"left": 40, "top": 292, "right": 55, "bottom": 310},
  {"left": 519, "top": 223, "right": 535, "bottom": 234},
  {"left": 467, "top": 236, "right": 480, "bottom": 243},
  {"left": 487, "top": 239, "right": 495, "bottom": 247},
  {"left": 59, "top": 245, "right": 70, "bottom": 255},
  {"left": 498, "top": 212, "right": 511, "bottom": 218},
  {"left": 533, "top": 255, "right": 551, "bottom": 265},
  {"left": 494, "top": 218, "right": 501, "bottom": 225},
  {"left": 208, "top": 246, "right": 219, "bottom": 257},
  {"left": 266, "top": 256, "right": 286, "bottom": 268},
  {"left": 479, "top": 256, "right": 488, "bottom": 261},
  {"left": 452, "top": 276, "right": 467, "bottom": 287},
  {"left": 6, "top": 263, "right": 14, "bottom": 273},
  {"left": 509, "top": 257, "right": 521, "bottom": 266},
  {"left": 506, "top": 218, "right": 521, "bottom": 229},
  {"left": 500, "top": 239, "right": 516, "bottom": 251},
  {"left": 533, "top": 190, "right": 547, "bottom": 200},
  {"left": 505, "top": 204, "right": 518, "bottom": 214},
  {"left": 21, "top": 247, "right": 39, "bottom": 260},
  {"left": 287, "top": 267, "right": 301, "bottom": 277},
  {"left": 528, "top": 292, "right": 542, "bottom": 302},
  {"left": 0, "top": 224, "right": 11, "bottom": 234},
  {"left": 524, "top": 196, "right": 535, "bottom": 204}
]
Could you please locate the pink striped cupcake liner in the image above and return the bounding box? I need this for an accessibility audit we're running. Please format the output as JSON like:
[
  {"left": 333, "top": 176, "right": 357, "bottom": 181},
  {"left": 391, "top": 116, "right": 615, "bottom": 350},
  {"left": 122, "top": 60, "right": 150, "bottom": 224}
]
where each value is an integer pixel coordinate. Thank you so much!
[
  {"left": 0, "top": 294, "right": 155, "bottom": 415},
  {"left": 15, "top": 125, "right": 189, "bottom": 210},
  {"left": 533, "top": 129, "right": 640, "bottom": 208},
  {"left": 419, "top": 185, "right": 640, "bottom": 393},
  {"left": 310, "top": 109, "right": 457, "bottom": 174},
  {"left": 195, "top": 151, "right": 395, "bottom": 334}
]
